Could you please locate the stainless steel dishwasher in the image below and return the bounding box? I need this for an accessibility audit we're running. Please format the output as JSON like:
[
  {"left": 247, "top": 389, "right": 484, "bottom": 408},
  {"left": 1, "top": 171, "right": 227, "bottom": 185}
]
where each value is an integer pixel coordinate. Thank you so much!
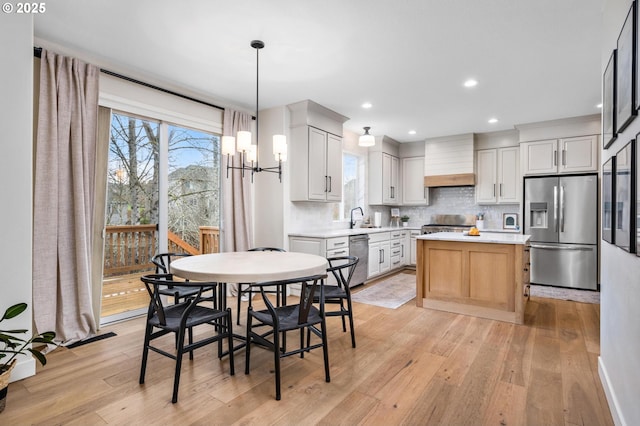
[{"left": 348, "top": 234, "right": 369, "bottom": 287}]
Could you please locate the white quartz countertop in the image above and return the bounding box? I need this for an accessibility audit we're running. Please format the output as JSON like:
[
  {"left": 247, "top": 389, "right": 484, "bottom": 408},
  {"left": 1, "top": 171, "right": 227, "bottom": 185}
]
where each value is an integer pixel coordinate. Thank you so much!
[
  {"left": 289, "top": 226, "right": 420, "bottom": 239},
  {"left": 417, "top": 231, "right": 531, "bottom": 245}
]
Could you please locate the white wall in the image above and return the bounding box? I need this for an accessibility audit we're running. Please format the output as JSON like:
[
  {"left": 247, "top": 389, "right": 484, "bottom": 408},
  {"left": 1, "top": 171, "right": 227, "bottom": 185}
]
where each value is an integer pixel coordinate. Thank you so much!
[
  {"left": 0, "top": 15, "right": 35, "bottom": 381},
  {"left": 599, "top": 1, "right": 640, "bottom": 425}
]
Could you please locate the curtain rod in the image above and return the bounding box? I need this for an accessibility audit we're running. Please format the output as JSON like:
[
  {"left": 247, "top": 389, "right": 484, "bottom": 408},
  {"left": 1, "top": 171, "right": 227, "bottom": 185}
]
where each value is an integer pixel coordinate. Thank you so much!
[{"left": 33, "top": 46, "right": 233, "bottom": 114}]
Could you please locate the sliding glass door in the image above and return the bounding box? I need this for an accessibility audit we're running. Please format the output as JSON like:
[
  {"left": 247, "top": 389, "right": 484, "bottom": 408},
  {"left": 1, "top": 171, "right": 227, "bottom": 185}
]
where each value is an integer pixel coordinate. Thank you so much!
[{"left": 101, "top": 112, "right": 220, "bottom": 324}]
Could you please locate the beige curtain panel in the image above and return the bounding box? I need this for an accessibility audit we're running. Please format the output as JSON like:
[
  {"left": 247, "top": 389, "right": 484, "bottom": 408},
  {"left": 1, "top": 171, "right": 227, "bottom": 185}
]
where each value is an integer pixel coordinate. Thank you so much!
[
  {"left": 33, "top": 49, "right": 100, "bottom": 345},
  {"left": 222, "top": 109, "right": 253, "bottom": 295}
]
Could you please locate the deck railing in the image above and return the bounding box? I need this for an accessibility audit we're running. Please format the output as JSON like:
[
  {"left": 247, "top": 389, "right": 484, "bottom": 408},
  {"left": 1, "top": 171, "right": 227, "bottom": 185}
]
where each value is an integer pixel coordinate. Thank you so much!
[{"left": 103, "top": 225, "right": 220, "bottom": 277}]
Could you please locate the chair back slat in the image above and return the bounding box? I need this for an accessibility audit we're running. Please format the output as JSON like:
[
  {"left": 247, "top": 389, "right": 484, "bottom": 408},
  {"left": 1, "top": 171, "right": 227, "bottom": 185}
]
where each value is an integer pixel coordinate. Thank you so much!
[{"left": 299, "top": 277, "right": 320, "bottom": 324}]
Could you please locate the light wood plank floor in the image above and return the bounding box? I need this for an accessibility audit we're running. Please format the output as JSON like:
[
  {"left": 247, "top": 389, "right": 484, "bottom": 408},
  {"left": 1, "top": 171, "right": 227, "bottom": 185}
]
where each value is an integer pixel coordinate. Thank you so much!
[{"left": 3, "top": 281, "right": 612, "bottom": 425}]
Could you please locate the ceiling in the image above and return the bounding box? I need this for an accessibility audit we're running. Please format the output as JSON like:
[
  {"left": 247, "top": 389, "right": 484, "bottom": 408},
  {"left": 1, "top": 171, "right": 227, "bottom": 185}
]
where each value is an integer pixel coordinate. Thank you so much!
[{"left": 34, "top": 0, "right": 605, "bottom": 142}]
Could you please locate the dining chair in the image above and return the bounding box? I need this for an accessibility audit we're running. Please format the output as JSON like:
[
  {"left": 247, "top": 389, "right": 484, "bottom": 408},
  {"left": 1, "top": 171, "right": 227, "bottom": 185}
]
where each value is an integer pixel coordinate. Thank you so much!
[
  {"left": 235, "top": 247, "right": 286, "bottom": 325},
  {"left": 152, "top": 252, "right": 216, "bottom": 306},
  {"left": 139, "top": 273, "right": 234, "bottom": 403},
  {"left": 244, "top": 274, "right": 329, "bottom": 400},
  {"left": 312, "top": 256, "right": 359, "bottom": 348}
]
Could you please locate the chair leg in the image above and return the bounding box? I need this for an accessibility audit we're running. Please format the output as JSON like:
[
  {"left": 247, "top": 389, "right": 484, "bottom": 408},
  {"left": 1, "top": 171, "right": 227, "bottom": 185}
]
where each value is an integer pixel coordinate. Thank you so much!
[
  {"left": 226, "top": 308, "right": 235, "bottom": 376},
  {"left": 347, "top": 298, "right": 356, "bottom": 348},
  {"left": 273, "top": 327, "right": 282, "bottom": 401},
  {"left": 320, "top": 319, "right": 330, "bottom": 383},
  {"left": 139, "top": 324, "right": 153, "bottom": 384},
  {"left": 188, "top": 326, "right": 194, "bottom": 360},
  {"left": 236, "top": 284, "right": 242, "bottom": 325},
  {"left": 339, "top": 300, "right": 347, "bottom": 332},
  {"left": 299, "top": 328, "right": 305, "bottom": 358},
  {"left": 172, "top": 328, "right": 187, "bottom": 403},
  {"left": 244, "top": 311, "right": 253, "bottom": 375}
]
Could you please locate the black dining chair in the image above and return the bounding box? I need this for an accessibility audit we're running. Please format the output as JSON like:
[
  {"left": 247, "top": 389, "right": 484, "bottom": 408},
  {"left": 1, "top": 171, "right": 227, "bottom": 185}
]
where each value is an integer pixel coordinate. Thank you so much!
[
  {"left": 244, "top": 274, "right": 329, "bottom": 400},
  {"left": 139, "top": 273, "right": 234, "bottom": 403},
  {"left": 235, "top": 247, "right": 286, "bottom": 325},
  {"left": 312, "top": 256, "right": 359, "bottom": 348},
  {"left": 152, "top": 252, "right": 216, "bottom": 307}
]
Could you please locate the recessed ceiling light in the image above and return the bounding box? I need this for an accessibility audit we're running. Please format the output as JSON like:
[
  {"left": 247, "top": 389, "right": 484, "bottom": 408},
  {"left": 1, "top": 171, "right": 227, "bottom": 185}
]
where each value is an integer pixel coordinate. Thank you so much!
[
  {"left": 463, "top": 79, "right": 478, "bottom": 88},
  {"left": 362, "top": 102, "right": 372, "bottom": 109},
  {"left": 408, "top": 130, "right": 417, "bottom": 135},
  {"left": 596, "top": 103, "right": 603, "bottom": 108},
  {"left": 488, "top": 118, "right": 498, "bottom": 124}
]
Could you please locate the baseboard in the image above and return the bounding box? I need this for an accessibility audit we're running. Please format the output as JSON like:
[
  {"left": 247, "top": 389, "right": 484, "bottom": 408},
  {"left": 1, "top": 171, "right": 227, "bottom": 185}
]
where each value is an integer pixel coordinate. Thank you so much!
[
  {"left": 598, "top": 356, "right": 625, "bottom": 425},
  {"left": 8, "top": 358, "right": 35, "bottom": 383}
]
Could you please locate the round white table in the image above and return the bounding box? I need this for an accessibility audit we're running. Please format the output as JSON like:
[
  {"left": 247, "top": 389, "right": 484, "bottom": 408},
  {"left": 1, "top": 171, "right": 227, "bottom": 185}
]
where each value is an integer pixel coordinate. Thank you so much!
[
  {"left": 170, "top": 251, "right": 328, "bottom": 283},
  {"left": 170, "top": 251, "right": 329, "bottom": 353}
]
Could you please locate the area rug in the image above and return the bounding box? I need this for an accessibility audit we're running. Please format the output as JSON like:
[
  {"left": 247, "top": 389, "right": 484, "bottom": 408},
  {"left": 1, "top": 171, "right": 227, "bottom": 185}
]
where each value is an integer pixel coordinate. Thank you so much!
[
  {"left": 352, "top": 273, "right": 416, "bottom": 309},
  {"left": 530, "top": 285, "right": 600, "bottom": 304}
]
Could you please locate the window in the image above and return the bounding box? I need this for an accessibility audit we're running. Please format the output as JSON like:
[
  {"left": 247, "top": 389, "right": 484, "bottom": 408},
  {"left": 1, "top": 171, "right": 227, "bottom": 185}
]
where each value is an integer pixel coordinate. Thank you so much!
[{"left": 334, "top": 152, "right": 365, "bottom": 221}]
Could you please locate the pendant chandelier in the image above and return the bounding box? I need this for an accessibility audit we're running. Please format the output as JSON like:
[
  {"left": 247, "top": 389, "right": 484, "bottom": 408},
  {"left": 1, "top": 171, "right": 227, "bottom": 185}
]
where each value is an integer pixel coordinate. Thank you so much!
[{"left": 222, "top": 40, "right": 287, "bottom": 182}]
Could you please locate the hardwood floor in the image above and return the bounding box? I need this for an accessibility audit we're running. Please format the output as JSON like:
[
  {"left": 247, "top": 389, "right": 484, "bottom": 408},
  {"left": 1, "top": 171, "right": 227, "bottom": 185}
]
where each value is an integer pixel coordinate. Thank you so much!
[{"left": 3, "top": 284, "right": 612, "bottom": 425}]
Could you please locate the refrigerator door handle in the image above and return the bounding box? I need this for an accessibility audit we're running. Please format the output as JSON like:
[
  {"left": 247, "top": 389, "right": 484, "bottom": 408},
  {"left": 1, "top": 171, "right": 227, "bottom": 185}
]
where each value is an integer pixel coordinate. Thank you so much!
[
  {"left": 530, "top": 244, "right": 594, "bottom": 251},
  {"left": 553, "top": 185, "right": 558, "bottom": 232},
  {"left": 560, "top": 185, "right": 565, "bottom": 233}
]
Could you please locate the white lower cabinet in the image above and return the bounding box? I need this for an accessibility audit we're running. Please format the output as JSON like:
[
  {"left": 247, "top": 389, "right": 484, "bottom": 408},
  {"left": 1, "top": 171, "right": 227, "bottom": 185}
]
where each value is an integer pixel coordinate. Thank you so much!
[
  {"left": 367, "top": 232, "right": 392, "bottom": 279},
  {"left": 288, "top": 235, "right": 348, "bottom": 288}
]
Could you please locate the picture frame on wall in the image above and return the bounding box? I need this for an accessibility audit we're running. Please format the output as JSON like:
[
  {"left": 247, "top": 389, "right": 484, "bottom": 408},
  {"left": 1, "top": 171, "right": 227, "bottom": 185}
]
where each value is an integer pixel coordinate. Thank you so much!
[
  {"left": 502, "top": 213, "right": 518, "bottom": 229},
  {"left": 603, "top": 50, "right": 618, "bottom": 149},
  {"left": 617, "top": 2, "right": 636, "bottom": 132},
  {"left": 614, "top": 140, "right": 636, "bottom": 252},
  {"left": 637, "top": 133, "right": 640, "bottom": 257},
  {"left": 603, "top": 156, "right": 616, "bottom": 244}
]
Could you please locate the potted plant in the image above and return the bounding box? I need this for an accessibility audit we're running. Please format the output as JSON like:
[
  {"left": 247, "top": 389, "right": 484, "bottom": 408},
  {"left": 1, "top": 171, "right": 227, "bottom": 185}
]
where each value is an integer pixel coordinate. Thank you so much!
[
  {"left": 400, "top": 215, "right": 410, "bottom": 227},
  {"left": 0, "top": 303, "right": 56, "bottom": 413}
]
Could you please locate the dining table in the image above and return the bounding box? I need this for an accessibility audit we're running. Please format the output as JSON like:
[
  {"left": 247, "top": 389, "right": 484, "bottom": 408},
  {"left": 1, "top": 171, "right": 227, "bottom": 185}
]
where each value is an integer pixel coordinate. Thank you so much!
[{"left": 169, "top": 251, "right": 329, "bottom": 351}]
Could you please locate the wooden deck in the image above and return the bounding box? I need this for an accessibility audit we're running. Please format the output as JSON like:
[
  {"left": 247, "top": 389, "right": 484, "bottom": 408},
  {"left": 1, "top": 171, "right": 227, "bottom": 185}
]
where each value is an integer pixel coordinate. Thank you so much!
[{"left": 101, "top": 272, "right": 150, "bottom": 318}]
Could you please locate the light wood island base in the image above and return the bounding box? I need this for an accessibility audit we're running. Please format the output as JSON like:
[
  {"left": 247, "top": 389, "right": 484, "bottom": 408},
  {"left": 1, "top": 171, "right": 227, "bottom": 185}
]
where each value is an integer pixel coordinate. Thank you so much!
[{"left": 416, "top": 233, "right": 531, "bottom": 324}]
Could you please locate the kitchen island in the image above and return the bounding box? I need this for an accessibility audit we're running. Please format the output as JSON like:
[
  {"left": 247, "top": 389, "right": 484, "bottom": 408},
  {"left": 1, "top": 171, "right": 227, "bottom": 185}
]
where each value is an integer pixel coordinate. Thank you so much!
[{"left": 416, "top": 232, "right": 531, "bottom": 324}]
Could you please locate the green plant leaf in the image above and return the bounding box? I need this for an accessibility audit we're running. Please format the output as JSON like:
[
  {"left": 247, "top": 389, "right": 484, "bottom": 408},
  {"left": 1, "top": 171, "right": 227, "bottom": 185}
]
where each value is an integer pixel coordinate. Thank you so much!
[{"left": 1, "top": 303, "right": 27, "bottom": 321}]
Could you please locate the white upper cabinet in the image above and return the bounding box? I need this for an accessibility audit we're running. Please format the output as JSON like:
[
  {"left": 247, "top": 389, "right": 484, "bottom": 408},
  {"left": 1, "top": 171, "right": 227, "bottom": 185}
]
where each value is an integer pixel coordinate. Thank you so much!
[
  {"left": 402, "top": 156, "right": 429, "bottom": 205},
  {"left": 520, "top": 135, "right": 598, "bottom": 175},
  {"left": 476, "top": 147, "right": 519, "bottom": 204},
  {"left": 369, "top": 136, "right": 401, "bottom": 205},
  {"left": 288, "top": 100, "right": 349, "bottom": 202}
]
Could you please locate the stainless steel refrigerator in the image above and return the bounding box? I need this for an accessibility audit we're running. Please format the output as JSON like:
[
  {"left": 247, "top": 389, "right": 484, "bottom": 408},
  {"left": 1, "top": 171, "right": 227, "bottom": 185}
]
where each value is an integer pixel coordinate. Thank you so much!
[{"left": 524, "top": 174, "right": 598, "bottom": 290}]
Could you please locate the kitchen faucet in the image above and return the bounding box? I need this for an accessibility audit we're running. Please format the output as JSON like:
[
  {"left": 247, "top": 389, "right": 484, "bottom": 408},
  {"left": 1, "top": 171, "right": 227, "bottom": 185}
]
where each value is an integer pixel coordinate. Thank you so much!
[{"left": 350, "top": 207, "right": 364, "bottom": 229}]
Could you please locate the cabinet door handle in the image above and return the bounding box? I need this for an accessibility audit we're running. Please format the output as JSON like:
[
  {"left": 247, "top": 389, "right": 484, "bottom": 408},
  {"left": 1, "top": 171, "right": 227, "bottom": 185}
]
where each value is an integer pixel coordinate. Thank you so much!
[
  {"left": 328, "top": 176, "right": 332, "bottom": 193},
  {"left": 334, "top": 250, "right": 347, "bottom": 255},
  {"left": 379, "top": 249, "right": 383, "bottom": 264},
  {"left": 499, "top": 183, "right": 503, "bottom": 197},
  {"left": 324, "top": 176, "right": 328, "bottom": 193},
  {"left": 554, "top": 150, "right": 557, "bottom": 166},
  {"left": 562, "top": 149, "right": 566, "bottom": 166}
]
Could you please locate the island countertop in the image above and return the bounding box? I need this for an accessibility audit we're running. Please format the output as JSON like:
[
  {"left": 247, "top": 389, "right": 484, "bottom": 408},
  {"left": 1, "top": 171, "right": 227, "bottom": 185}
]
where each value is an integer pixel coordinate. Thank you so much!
[{"left": 417, "top": 231, "right": 530, "bottom": 245}]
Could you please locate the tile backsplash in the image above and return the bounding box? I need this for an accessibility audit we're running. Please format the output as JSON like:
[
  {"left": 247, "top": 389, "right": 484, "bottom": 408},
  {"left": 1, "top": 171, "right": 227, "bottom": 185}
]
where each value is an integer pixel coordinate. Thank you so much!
[
  {"left": 289, "top": 187, "right": 521, "bottom": 232},
  {"left": 369, "top": 186, "right": 521, "bottom": 230}
]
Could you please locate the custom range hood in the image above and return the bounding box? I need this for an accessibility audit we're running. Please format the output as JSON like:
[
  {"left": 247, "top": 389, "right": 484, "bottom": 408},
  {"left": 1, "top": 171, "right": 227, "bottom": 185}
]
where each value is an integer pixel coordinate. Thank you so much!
[{"left": 424, "top": 133, "right": 475, "bottom": 187}]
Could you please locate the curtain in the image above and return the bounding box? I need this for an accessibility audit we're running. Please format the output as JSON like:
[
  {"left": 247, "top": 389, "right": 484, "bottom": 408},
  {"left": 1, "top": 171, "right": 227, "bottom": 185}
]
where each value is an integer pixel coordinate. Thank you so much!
[
  {"left": 222, "top": 109, "right": 253, "bottom": 295},
  {"left": 33, "top": 50, "right": 100, "bottom": 344}
]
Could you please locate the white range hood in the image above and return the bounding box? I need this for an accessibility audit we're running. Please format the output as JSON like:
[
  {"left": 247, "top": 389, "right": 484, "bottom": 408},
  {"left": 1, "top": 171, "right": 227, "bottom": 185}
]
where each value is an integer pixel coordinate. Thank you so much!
[{"left": 424, "top": 133, "right": 475, "bottom": 187}]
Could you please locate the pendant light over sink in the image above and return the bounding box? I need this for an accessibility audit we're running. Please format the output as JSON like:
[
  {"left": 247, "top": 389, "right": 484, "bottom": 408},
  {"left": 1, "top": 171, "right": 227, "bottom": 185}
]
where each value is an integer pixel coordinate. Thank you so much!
[
  {"left": 358, "top": 126, "right": 375, "bottom": 147},
  {"left": 222, "top": 40, "right": 287, "bottom": 182}
]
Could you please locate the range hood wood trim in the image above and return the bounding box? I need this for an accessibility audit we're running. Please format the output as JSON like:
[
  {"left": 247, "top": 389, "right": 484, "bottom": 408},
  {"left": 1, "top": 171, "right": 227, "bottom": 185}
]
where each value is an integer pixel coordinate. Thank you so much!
[{"left": 424, "top": 173, "right": 476, "bottom": 187}]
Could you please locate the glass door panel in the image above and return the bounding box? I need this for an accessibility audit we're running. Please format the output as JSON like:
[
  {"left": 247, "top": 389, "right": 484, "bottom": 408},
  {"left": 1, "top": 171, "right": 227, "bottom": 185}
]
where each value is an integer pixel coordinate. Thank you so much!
[
  {"left": 102, "top": 112, "right": 160, "bottom": 323},
  {"left": 167, "top": 125, "right": 220, "bottom": 255}
]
